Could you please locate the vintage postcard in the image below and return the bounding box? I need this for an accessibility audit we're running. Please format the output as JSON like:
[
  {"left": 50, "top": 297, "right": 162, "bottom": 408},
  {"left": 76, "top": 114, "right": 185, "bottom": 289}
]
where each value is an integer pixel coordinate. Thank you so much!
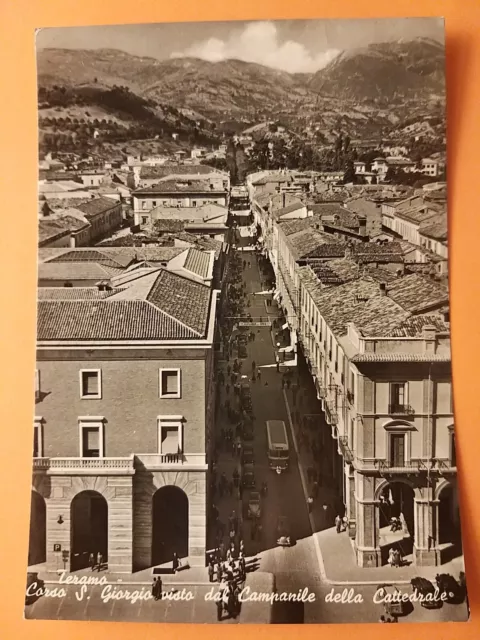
[{"left": 26, "top": 17, "right": 469, "bottom": 623}]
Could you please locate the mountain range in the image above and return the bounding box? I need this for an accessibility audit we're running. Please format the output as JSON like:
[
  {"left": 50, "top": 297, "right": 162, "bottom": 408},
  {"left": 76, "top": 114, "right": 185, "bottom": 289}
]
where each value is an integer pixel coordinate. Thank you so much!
[{"left": 37, "top": 37, "right": 445, "bottom": 116}]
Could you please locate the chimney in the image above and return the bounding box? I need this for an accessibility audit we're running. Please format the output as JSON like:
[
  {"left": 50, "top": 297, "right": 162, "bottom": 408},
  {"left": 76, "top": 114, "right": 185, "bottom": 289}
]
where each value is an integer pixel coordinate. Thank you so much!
[{"left": 379, "top": 282, "right": 387, "bottom": 296}]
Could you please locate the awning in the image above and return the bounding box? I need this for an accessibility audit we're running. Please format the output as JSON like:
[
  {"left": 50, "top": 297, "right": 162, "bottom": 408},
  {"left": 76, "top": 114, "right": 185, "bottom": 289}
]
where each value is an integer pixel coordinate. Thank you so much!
[
  {"left": 282, "top": 322, "right": 289, "bottom": 330},
  {"left": 280, "top": 356, "right": 297, "bottom": 368},
  {"left": 273, "top": 290, "right": 280, "bottom": 301},
  {"left": 279, "top": 345, "right": 295, "bottom": 353}
]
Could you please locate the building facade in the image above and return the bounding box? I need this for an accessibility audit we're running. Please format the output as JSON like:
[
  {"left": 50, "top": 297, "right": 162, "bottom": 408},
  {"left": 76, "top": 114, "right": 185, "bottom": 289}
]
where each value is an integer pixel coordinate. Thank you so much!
[{"left": 30, "top": 269, "right": 218, "bottom": 574}]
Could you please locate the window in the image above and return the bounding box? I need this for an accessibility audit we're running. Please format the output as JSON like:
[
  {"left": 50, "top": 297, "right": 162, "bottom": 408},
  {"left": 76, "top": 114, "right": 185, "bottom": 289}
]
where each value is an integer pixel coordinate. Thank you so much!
[
  {"left": 450, "top": 433, "right": 456, "bottom": 467},
  {"left": 33, "top": 418, "right": 43, "bottom": 458},
  {"left": 157, "top": 417, "right": 183, "bottom": 454},
  {"left": 389, "top": 382, "right": 408, "bottom": 412},
  {"left": 152, "top": 201, "right": 157, "bottom": 207},
  {"left": 79, "top": 419, "right": 104, "bottom": 458},
  {"left": 389, "top": 433, "right": 405, "bottom": 467},
  {"left": 141, "top": 216, "right": 149, "bottom": 225},
  {"left": 159, "top": 369, "right": 181, "bottom": 398},
  {"left": 141, "top": 200, "right": 147, "bottom": 210},
  {"left": 35, "top": 369, "right": 40, "bottom": 400},
  {"left": 80, "top": 369, "right": 102, "bottom": 399}
]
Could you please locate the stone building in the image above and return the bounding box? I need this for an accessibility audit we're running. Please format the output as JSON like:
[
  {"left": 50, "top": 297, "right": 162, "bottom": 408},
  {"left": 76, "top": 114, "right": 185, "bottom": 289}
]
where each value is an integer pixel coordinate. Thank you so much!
[{"left": 30, "top": 268, "right": 218, "bottom": 573}]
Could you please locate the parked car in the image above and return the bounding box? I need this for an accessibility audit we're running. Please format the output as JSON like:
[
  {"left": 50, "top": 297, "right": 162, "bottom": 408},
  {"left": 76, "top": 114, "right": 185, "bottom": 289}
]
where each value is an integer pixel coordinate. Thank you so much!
[
  {"left": 246, "top": 491, "right": 261, "bottom": 519},
  {"left": 435, "top": 573, "right": 465, "bottom": 604},
  {"left": 411, "top": 577, "right": 443, "bottom": 609},
  {"left": 242, "top": 422, "right": 255, "bottom": 441},
  {"left": 376, "top": 584, "right": 406, "bottom": 617},
  {"left": 242, "top": 463, "right": 256, "bottom": 488},
  {"left": 242, "top": 444, "right": 255, "bottom": 465}
]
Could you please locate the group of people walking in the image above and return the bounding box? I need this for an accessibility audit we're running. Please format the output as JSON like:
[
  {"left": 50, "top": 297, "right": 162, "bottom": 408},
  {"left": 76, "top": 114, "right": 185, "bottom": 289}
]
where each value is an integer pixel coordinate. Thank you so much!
[{"left": 88, "top": 551, "right": 104, "bottom": 572}]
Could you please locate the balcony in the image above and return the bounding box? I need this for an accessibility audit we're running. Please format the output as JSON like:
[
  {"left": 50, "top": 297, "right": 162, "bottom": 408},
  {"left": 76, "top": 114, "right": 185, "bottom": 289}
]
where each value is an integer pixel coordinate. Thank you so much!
[
  {"left": 388, "top": 404, "right": 415, "bottom": 416},
  {"left": 346, "top": 389, "right": 355, "bottom": 405},
  {"left": 434, "top": 459, "right": 457, "bottom": 474},
  {"left": 43, "top": 456, "right": 135, "bottom": 476},
  {"left": 316, "top": 381, "right": 327, "bottom": 399},
  {"left": 325, "top": 401, "right": 338, "bottom": 425},
  {"left": 134, "top": 452, "right": 208, "bottom": 471},
  {"left": 374, "top": 459, "right": 433, "bottom": 474},
  {"left": 338, "top": 436, "right": 354, "bottom": 464}
]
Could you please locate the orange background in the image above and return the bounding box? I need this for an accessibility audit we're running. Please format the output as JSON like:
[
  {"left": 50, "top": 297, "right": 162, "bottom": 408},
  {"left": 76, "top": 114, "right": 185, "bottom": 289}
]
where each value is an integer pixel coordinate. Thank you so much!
[{"left": 1, "top": 0, "right": 479, "bottom": 638}]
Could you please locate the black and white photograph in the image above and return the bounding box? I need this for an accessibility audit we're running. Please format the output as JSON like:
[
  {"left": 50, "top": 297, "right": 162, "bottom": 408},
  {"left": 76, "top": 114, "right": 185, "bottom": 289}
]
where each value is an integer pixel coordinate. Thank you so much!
[{"left": 27, "top": 16, "right": 469, "bottom": 623}]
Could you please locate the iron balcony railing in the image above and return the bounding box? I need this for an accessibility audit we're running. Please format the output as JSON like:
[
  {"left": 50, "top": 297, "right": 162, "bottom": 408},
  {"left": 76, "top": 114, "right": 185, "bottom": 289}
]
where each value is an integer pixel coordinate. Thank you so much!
[
  {"left": 374, "top": 459, "right": 434, "bottom": 473},
  {"left": 338, "top": 436, "right": 354, "bottom": 464},
  {"left": 325, "top": 400, "right": 338, "bottom": 425},
  {"left": 388, "top": 403, "right": 415, "bottom": 416}
]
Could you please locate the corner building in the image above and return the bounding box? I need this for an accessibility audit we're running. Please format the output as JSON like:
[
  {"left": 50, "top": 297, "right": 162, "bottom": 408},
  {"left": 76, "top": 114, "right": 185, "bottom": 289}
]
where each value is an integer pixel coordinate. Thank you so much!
[{"left": 30, "top": 268, "right": 218, "bottom": 573}]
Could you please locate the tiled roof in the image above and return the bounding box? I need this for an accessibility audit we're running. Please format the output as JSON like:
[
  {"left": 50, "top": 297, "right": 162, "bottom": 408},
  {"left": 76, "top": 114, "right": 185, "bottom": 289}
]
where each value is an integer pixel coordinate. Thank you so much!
[
  {"left": 289, "top": 229, "right": 340, "bottom": 260},
  {"left": 300, "top": 277, "right": 409, "bottom": 337},
  {"left": 351, "top": 353, "right": 450, "bottom": 362},
  {"left": 420, "top": 220, "right": 448, "bottom": 241},
  {"left": 38, "top": 269, "right": 212, "bottom": 341},
  {"left": 387, "top": 314, "right": 450, "bottom": 337},
  {"left": 252, "top": 174, "right": 291, "bottom": 185},
  {"left": 74, "top": 197, "right": 119, "bottom": 218},
  {"left": 46, "top": 248, "right": 132, "bottom": 268},
  {"left": 37, "top": 288, "right": 119, "bottom": 300},
  {"left": 145, "top": 270, "right": 211, "bottom": 336},
  {"left": 306, "top": 243, "right": 348, "bottom": 259},
  {"left": 38, "top": 262, "right": 123, "bottom": 281},
  {"left": 184, "top": 248, "right": 212, "bottom": 279},
  {"left": 384, "top": 274, "right": 448, "bottom": 313},
  {"left": 395, "top": 206, "right": 439, "bottom": 225},
  {"left": 153, "top": 219, "right": 185, "bottom": 232},
  {"left": 134, "top": 179, "right": 226, "bottom": 194},
  {"left": 139, "top": 164, "right": 221, "bottom": 180},
  {"left": 38, "top": 215, "right": 89, "bottom": 244},
  {"left": 352, "top": 242, "right": 404, "bottom": 264},
  {"left": 273, "top": 201, "right": 305, "bottom": 219},
  {"left": 279, "top": 218, "right": 314, "bottom": 236}
]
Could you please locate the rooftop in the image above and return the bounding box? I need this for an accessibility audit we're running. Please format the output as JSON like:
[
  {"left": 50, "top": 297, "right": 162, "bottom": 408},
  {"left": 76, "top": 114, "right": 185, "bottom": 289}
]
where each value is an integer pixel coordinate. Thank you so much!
[
  {"left": 420, "top": 220, "right": 448, "bottom": 241},
  {"left": 75, "top": 197, "right": 120, "bottom": 218},
  {"left": 38, "top": 261, "right": 123, "bottom": 281},
  {"left": 139, "top": 164, "right": 223, "bottom": 181},
  {"left": 273, "top": 201, "right": 306, "bottom": 219},
  {"left": 38, "top": 215, "right": 89, "bottom": 245},
  {"left": 134, "top": 179, "right": 227, "bottom": 195},
  {"left": 184, "top": 247, "right": 212, "bottom": 279},
  {"left": 45, "top": 248, "right": 133, "bottom": 268},
  {"left": 37, "top": 269, "right": 212, "bottom": 342}
]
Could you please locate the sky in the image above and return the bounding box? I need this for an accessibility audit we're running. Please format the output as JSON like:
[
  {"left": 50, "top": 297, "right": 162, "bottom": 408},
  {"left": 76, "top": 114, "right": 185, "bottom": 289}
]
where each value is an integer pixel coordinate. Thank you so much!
[{"left": 36, "top": 18, "right": 444, "bottom": 74}]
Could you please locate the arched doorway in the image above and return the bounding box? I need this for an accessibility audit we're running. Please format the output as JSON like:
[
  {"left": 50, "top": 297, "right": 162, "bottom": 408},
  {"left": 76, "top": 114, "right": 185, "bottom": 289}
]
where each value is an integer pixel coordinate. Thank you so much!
[
  {"left": 71, "top": 490, "right": 108, "bottom": 571},
  {"left": 378, "top": 481, "right": 415, "bottom": 564},
  {"left": 438, "top": 483, "right": 461, "bottom": 546},
  {"left": 152, "top": 486, "right": 188, "bottom": 566},
  {"left": 28, "top": 490, "right": 46, "bottom": 566}
]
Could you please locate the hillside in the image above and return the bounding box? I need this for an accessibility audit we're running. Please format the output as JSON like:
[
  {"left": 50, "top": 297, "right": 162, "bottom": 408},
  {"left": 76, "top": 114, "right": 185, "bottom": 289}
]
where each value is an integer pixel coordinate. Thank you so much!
[
  {"left": 36, "top": 38, "right": 446, "bottom": 154},
  {"left": 309, "top": 37, "right": 445, "bottom": 100}
]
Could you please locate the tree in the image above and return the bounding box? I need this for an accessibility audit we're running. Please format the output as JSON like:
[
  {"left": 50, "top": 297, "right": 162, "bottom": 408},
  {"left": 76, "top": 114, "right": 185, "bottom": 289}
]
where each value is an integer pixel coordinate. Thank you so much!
[{"left": 343, "top": 160, "right": 356, "bottom": 184}]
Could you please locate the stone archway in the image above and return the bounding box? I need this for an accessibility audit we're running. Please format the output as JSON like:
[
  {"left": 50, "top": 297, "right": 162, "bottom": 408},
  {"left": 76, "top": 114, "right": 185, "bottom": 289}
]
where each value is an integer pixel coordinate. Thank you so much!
[
  {"left": 151, "top": 486, "right": 189, "bottom": 566},
  {"left": 437, "top": 482, "right": 462, "bottom": 561},
  {"left": 377, "top": 481, "right": 415, "bottom": 565},
  {"left": 70, "top": 490, "right": 108, "bottom": 571},
  {"left": 28, "top": 490, "right": 46, "bottom": 566}
]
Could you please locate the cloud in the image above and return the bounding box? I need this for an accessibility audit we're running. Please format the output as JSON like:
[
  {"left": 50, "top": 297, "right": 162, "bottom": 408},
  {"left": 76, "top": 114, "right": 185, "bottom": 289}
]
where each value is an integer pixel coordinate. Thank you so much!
[{"left": 171, "top": 21, "right": 340, "bottom": 73}]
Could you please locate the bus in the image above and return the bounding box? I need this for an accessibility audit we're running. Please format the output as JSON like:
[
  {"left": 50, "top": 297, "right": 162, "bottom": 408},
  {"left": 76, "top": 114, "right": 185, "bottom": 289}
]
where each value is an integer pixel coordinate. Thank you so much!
[{"left": 266, "top": 420, "right": 289, "bottom": 473}]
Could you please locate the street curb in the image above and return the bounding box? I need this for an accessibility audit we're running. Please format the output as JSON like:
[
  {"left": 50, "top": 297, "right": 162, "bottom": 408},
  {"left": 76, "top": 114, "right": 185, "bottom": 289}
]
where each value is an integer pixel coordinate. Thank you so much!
[
  {"left": 282, "top": 387, "right": 329, "bottom": 584},
  {"left": 282, "top": 389, "right": 419, "bottom": 589}
]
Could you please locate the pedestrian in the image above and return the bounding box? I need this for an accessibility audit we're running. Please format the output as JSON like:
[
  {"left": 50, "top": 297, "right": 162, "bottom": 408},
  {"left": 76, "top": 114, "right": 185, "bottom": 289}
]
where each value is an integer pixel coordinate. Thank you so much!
[
  {"left": 251, "top": 360, "right": 256, "bottom": 372},
  {"left": 312, "top": 481, "right": 319, "bottom": 498},
  {"left": 226, "top": 548, "right": 232, "bottom": 562},
  {"left": 286, "top": 378, "right": 291, "bottom": 390},
  {"left": 89, "top": 552, "right": 95, "bottom": 571},
  {"left": 96, "top": 551, "right": 103, "bottom": 572},
  {"left": 152, "top": 577, "right": 158, "bottom": 599},
  {"left": 155, "top": 576, "right": 163, "bottom": 600},
  {"left": 307, "top": 496, "right": 314, "bottom": 513},
  {"left": 257, "top": 368, "right": 261, "bottom": 382},
  {"left": 388, "top": 548, "right": 395, "bottom": 567},
  {"left": 394, "top": 549, "right": 402, "bottom": 568},
  {"left": 208, "top": 561, "right": 214, "bottom": 583},
  {"left": 335, "top": 515, "right": 342, "bottom": 534},
  {"left": 276, "top": 360, "right": 280, "bottom": 373},
  {"left": 342, "top": 516, "right": 348, "bottom": 532},
  {"left": 172, "top": 551, "right": 179, "bottom": 573},
  {"left": 217, "top": 562, "right": 223, "bottom": 583},
  {"left": 226, "top": 383, "right": 230, "bottom": 395}
]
